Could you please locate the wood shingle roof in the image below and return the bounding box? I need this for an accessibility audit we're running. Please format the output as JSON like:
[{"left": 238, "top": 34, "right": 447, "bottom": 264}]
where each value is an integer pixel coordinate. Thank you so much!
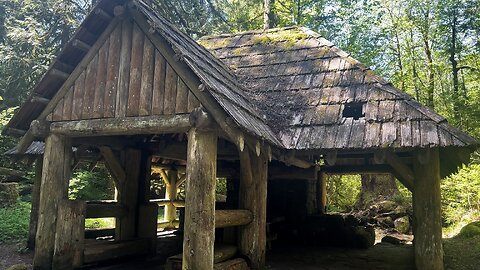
[
  {"left": 3, "top": 0, "right": 478, "bottom": 155},
  {"left": 199, "top": 27, "right": 478, "bottom": 150}
]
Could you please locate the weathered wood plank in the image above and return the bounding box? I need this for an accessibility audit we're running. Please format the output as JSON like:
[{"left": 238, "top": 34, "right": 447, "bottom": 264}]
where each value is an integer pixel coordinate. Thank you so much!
[
  {"left": 104, "top": 24, "right": 122, "bottom": 118},
  {"left": 92, "top": 37, "right": 109, "bottom": 119},
  {"left": 82, "top": 54, "right": 99, "bottom": 119},
  {"left": 411, "top": 120, "right": 421, "bottom": 146},
  {"left": 86, "top": 201, "right": 126, "bottom": 218},
  {"left": 187, "top": 89, "right": 200, "bottom": 112},
  {"left": 183, "top": 128, "right": 217, "bottom": 269},
  {"left": 381, "top": 122, "right": 397, "bottom": 146},
  {"left": 175, "top": 78, "right": 189, "bottom": 113},
  {"left": 37, "top": 18, "right": 120, "bottom": 121},
  {"left": 52, "top": 200, "right": 86, "bottom": 270},
  {"left": 72, "top": 71, "right": 86, "bottom": 120},
  {"left": 62, "top": 87, "right": 74, "bottom": 121},
  {"left": 334, "top": 118, "right": 353, "bottom": 148},
  {"left": 399, "top": 121, "right": 412, "bottom": 147},
  {"left": 364, "top": 122, "right": 381, "bottom": 148},
  {"left": 347, "top": 118, "right": 366, "bottom": 149},
  {"left": 52, "top": 98, "right": 64, "bottom": 121},
  {"left": 139, "top": 37, "right": 155, "bottom": 116},
  {"left": 126, "top": 23, "right": 144, "bottom": 117},
  {"left": 115, "top": 20, "right": 133, "bottom": 117},
  {"left": 33, "top": 134, "right": 72, "bottom": 269},
  {"left": 152, "top": 50, "right": 166, "bottom": 115},
  {"left": 420, "top": 121, "right": 439, "bottom": 147},
  {"left": 163, "top": 63, "right": 178, "bottom": 115}
]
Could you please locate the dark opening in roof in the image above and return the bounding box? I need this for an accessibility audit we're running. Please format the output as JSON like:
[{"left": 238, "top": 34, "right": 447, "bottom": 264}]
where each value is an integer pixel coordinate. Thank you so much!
[{"left": 343, "top": 102, "right": 365, "bottom": 120}]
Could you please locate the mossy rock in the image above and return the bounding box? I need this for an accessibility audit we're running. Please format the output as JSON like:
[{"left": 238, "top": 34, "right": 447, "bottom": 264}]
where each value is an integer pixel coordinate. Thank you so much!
[{"left": 457, "top": 221, "right": 480, "bottom": 238}]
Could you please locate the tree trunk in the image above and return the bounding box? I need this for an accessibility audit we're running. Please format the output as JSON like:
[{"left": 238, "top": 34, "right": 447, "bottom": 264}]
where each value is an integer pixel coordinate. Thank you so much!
[
  {"left": 263, "top": 0, "right": 275, "bottom": 29},
  {"left": 449, "top": 7, "right": 461, "bottom": 123},
  {"left": 356, "top": 174, "right": 399, "bottom": 208}
]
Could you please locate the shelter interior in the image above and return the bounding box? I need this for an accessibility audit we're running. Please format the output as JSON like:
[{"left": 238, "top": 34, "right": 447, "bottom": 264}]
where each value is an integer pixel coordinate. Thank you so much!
[{"left": 3, "top": 0, "right": 478, "bottom": 269}]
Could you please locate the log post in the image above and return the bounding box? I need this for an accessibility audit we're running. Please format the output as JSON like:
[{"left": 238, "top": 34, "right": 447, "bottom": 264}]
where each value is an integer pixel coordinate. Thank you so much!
[
  {"left": 164, "top": 170, "right": 178, "bottom": 228},
  {"left": 115, "top": 148, "right": 141, "bottom": 240},
  {"left": 306, "top": 179, "right": 317, "bottom": 215},
  {"left": 238, "top": 149, "right": 268, "bottom": 269},
  {"left": 27, "top": 157, "right": 43, "bottom": 249},
  {"left": 412, "top": 148, "right": 444, "bottom": 270},
  {"left": 53, "top": 200, "right": 86, "bottom": 269},
  {"left": 33, "top": 134, "right": 72, "bottom": 270},
  {"left": 182, "top": 125, "right": 217, "bottom": 270},
  {"left": 317, "top": 171, "right": 327, "bottom": 214}
]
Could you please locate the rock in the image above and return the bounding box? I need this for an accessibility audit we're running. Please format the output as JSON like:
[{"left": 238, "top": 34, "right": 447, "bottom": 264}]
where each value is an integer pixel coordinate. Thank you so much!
[
  {"left": 377, "top": 216, "right": 393, "bottom": 227},
  {"left": 457, "top": 221, "right": 480, "bottom": 238},
  {"left": 382, "top": 235, "right": 401, "bottom": 245},
  {"left": 376, "top": 200, "right": 397, "bottom": 213},
  {"left": 394, "top": 216, "right": 410, "bottom": 234},
  {"left": 353, "top": 226, "right": 375, "bottom": 248},
  {"left": 343, "top": 214, "right": 360, "bottom": 227},
  {"left": 6, "top": 264, "right": 28, "bottom": 270}
]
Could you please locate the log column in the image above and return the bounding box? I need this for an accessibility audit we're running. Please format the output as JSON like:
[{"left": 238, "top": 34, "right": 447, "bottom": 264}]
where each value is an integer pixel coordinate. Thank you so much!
[
  {"left": 164, "top": 170, "right": 178, "bottom": 228},
  {"left": 412, "top": 148, "right": 444, "bottom": 270},
  {"left": 182, "top": 125, "right": 217, "bottom": 269},
  {"left": 33, "top": 134, "right": 72, "bottom": 270},
  {"left": 238, "top": 149, "right": 268, "bottom": 269},
  {"left": 317, "top": 171, "right": 327, "bottom": 214},
  {"left": 116, "top": 148, "right": 141, "bottom": 240},
  {"left": 27, "top": 157, "right": 43, "bottom": 249}
]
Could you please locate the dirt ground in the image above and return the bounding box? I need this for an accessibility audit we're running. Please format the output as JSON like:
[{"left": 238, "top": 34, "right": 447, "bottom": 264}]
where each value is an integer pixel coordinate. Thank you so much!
[
  {"left": 0, "top": 243, "right": 33, "bottom": 270},
  {"left": 4, "top": 238, "right": 475, "bottom": 270}
]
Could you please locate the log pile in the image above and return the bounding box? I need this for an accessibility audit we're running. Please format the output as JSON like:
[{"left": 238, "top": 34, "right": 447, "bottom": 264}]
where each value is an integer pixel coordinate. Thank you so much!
[{"left": 352, "top": 199, "right": 413, "bottom": 235}]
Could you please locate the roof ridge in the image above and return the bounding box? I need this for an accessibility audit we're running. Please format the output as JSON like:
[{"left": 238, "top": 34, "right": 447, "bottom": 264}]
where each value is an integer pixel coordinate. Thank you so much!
[{"left": 199, "top": 26, "right": 300, "bottom": 40}]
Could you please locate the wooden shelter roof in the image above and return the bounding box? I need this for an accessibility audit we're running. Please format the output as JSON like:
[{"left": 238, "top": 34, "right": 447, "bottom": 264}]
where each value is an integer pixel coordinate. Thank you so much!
[
  {"left": 3, "top": 0, "right": 478, "bottom": 154},
  {"left": 199, "top": 27, "right": 478, "bottom": 151}
]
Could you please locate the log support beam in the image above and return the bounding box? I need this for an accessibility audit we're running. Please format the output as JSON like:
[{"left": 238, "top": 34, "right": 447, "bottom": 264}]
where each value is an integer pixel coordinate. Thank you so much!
[
  {"left": 238, "top": 149, "right": 268, "bottom": 269},
  {"left": 182, "top": 126, "right": 217, "bottom": 269},
  {"left": 27, "top": 157, "right": 43, "bottom": 249},
  {"left": 115, "top": 148, "right": 142, "bottom": 241},
  {"left": 50, "top": 114, "right": 191, "bottom": 137},
  {"left": 33, "top": 134, "right": 72, "bottom": 269},
  {"left": 412, "top": 148, "right": 444, "bottom": 270},
  {"left": 164, "top": 170, "right": 178, "bottom": 228}
]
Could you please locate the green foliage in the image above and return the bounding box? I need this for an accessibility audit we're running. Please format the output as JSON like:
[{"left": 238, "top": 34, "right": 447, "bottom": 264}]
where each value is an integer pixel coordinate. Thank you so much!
[
  {"left": 0, "top": 202, "right": 30, "bottom": 243},
  {"left": 69, "top": 168, "right": 115, "bottom": 201},
  {"left": 441, "top": 163, "right": 480, "bottom": 228},
  {"left": 326, "top": 175, "right": 361, "bottom": 212},
  {"left": 216, "top": 177, "right": 227, "bottom": 195},
  {"left": 85, "top": 218, "right": 115, "bottom": 230}
]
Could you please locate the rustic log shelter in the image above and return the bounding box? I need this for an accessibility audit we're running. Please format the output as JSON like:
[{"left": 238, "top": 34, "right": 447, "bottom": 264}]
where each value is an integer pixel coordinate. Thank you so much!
[{"left": 3, "top": 0, "right": 478, "bottom": 269}]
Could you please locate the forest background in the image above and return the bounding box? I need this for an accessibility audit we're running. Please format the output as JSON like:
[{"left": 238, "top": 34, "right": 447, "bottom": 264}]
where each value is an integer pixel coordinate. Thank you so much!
[{"left": 0, "top": 0, "right": 479, "bottom": 243}]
